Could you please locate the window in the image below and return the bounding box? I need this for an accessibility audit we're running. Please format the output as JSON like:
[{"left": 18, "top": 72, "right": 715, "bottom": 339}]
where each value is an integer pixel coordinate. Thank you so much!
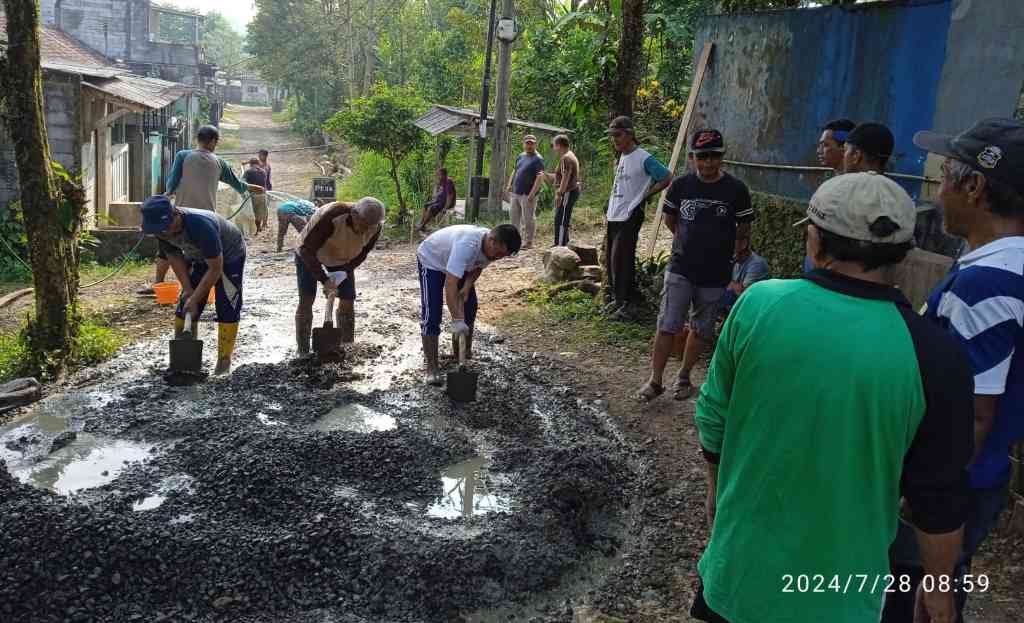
[
  {"left": 149, "top": 7, "right": 199, "bottom": 45},
  {"left": 247, "top": 86, "right": 259, "bottom": 94}
]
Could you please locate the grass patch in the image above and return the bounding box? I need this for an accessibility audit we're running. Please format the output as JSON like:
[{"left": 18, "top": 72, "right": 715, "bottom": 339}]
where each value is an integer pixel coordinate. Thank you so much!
[
  {"left": 524, "top": 284, "right": 655, "bottom": 350},
  {"left": 0, "top": 317, "right": 125, "bottom": 381},
  {"left": 272, "top": 109, "right": 294, "bottom": 124}
]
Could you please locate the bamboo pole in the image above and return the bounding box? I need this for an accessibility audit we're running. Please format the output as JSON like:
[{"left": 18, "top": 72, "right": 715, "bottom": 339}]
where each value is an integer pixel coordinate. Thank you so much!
[{"left": 647, "top": 42, "right": 714, "bottom": 259}]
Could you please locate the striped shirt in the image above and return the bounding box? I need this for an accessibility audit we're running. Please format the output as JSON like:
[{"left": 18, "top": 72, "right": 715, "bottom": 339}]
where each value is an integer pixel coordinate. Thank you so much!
[{"left": 924, "top": 236, "right": 1024, "bottom": 488}]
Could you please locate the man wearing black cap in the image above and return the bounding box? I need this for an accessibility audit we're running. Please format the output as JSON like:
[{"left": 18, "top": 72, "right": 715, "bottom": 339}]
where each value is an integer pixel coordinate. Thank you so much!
[
  {"left": 844, "top": 122, "right": 895, "bottom": 174},
  {"left": 141, "top": 195, "right": 247, "bottom": 376},
  {"left": 504, "top": 135, "right": 545, "bottom": 249},
  {"left": 882, "top": 118, "right": 1024, "bottom": 622},
  {"left": 604, "top": 116, "right": 672, "bottom": 318},
  {"left": 638, "top": 129, "right": 753, "bottom": 401}
]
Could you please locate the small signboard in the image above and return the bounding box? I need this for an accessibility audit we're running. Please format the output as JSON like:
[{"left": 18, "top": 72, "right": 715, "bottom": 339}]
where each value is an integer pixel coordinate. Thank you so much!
[{"left": 311, "top": 177, "right": 336, "bottom": 203}]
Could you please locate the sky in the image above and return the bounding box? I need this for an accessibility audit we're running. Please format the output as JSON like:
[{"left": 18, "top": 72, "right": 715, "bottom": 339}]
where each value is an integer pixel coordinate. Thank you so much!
[{"left": 164, "top": 0, "right": 256, "bottom": 35}]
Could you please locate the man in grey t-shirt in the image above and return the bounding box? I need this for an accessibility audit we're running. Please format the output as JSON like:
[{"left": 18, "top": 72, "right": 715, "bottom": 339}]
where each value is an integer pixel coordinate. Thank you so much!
[{"left": 503, "top": 135, "right": 545, "bottom": 249}]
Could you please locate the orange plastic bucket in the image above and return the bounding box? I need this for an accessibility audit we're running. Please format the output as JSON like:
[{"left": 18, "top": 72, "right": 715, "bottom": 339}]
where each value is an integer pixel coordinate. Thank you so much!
[{"left": 153, "top": 281, "right": 181, "bottom": 305}]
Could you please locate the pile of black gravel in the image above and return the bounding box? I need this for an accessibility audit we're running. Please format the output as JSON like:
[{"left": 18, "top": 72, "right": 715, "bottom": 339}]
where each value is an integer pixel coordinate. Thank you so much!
[{"left": 0, "top": 342, "right": 635, "bottom": 622}]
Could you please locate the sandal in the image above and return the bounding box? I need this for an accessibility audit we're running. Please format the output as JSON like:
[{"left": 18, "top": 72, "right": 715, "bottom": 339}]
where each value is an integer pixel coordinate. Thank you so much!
[
  {"left": 672, "top": 377, "right": 694, "bottom": 401},
  {"left": 637, "top": 381, "right": 664, "bottom": 402}
]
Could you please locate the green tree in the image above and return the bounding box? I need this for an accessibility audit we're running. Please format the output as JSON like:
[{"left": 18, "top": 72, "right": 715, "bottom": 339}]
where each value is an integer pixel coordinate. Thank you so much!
[
  {"left": 323, "top": 85, "right": 427, "bottom": 222},
  {"left": 1, "top": 0, "right": 89, "bottom": 377},
  {"left": 202, "top": 11, "right": 245, "bottom": 69}
]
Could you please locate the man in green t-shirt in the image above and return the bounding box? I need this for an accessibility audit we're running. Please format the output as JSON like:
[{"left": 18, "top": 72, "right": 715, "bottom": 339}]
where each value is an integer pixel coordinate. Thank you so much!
[{"left": 693, "top": 172, "right": 974, "bottom": 623}]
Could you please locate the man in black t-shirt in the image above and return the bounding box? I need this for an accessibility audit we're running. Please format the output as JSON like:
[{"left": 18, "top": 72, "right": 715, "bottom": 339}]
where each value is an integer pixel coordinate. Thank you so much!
[{"left": 638, "top": 129, "right": 754, "bottom": 402}]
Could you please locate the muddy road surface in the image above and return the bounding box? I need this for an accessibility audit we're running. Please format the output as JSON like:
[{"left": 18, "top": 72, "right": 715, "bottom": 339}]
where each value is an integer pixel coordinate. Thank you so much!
[{"left": 0, "top": 249, "right": 646, "bottom": 623}]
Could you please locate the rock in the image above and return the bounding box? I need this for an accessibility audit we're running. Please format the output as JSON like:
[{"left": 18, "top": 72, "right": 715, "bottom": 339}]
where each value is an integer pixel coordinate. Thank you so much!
[
  {"left": 0, "top": 377, "right": 41, "bottom": 413},
  {"left": 568, "top": 244, "right": 599, "bottom": 266},
  {"left": 49, "top": 432, "right": 77, "bottom": 454},
  {"left": 212, "top": 596, "right": 234, "bottom": 610},
  {"left": 581, "top": 266, "right": 603, "bottom": 282},
  {"left": 542, "top": 247, "right": 583, "bottom": 283}
]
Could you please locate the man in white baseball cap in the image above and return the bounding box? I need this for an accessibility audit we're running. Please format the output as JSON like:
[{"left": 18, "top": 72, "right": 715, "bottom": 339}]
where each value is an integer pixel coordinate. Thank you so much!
[{"left": 692, "top": 172, "right": 973, "bottom": 623}]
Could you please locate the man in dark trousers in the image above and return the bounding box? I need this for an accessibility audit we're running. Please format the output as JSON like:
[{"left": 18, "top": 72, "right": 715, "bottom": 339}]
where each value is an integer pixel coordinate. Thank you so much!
[
  {"left": 416, "top": 167, "right": 456, "bottom": 234},
  {"left": 604, "top": 116, "right": 671, "bottom": 319},
  {"left": 883, "top": 118, "right": 1024, "bottom": 622},
  {"left": 504, "top": 135, "right": 545, "bottom": 249},
  {"left": 638, "top": 130, "right": 754, "bottom": 401},
  {"left": 693, "top": 172, "right": 973, "bottom": 623}
]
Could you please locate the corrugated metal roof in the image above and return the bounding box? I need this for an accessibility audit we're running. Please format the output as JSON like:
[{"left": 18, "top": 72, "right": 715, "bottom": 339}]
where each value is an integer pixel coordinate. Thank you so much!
[
  {"left": 414, "top": 105, "right": 571, "bottom": 136},
  {"left": 83, "top": 75, "right": 193, "bottom": 110}
]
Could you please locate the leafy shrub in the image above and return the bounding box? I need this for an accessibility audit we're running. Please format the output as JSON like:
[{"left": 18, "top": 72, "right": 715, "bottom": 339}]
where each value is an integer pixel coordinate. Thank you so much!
[
  {"left": 749, "top": 192, "right": 808, "bottom": 279},
  {"left": 0, "top": 317, "right": 124, "bottom": 381}
]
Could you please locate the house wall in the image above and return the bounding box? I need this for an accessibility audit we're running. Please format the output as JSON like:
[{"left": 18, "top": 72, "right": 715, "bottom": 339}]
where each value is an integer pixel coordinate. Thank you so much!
[
  {"left": 43, "top": 0, "right": 204, "bottom": 86},
  {"left": 0, "top": 72, "right": 83, "bottom": 213},
  {"left": 240, "top": 79, "right": 270, "bottom": 105}
]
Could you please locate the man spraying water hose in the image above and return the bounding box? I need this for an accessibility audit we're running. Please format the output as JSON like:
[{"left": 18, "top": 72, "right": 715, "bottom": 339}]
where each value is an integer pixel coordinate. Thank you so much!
[
  {"left": 294, "top": 198, "right": 385, "bottom": 354},
  {"left": 142, "top": 195, "right": 248, "bottom": 376},
  {"left": 140, "top": 125, "right": 263, "bottom": 295}
]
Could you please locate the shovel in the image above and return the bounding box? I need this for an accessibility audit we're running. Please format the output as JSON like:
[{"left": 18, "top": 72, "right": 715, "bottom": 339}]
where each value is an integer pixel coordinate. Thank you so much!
[
  {"left": 169, "top": 312, "right": 203, "bottom": 372},
  {"left": 312, "top": 293, "right": 343, "bottom": 358},
  {"left": 446, "top": 333, "right": 478, "bottom": 402}
]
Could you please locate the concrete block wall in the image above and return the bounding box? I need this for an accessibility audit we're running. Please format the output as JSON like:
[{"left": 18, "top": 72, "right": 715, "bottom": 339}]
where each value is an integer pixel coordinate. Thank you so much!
[
  {"left": 51, "top": 0, "right": 130, "bottom": 59},
  {"left": 0, "top": 73, "right": 83, "bottom": 211}
]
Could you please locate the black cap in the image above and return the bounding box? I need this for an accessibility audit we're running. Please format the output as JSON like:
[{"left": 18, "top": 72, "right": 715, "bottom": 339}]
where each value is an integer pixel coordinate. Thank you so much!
[
  {"left": 848, "top": 123, "right": 894, "bottom": 161},
  {"left": 914, "top": 118, "right": 1024, "bottom": 195},
  {"left": 607, "top": 116, "right": 634, "bottom": 134},
  {"left": 690, "top": 129, "right": 725, "bottom": 154}
]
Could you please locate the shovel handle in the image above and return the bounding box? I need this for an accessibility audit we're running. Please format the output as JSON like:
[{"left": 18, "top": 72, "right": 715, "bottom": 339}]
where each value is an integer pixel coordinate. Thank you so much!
[
  {"left": 183, "top": 312, "right": 193, "bottom": 335},
  {"left": 458, "top": 333, "right": 468, "bottom": 366},
  {"left": 323, "top": 292, "right": 336, "bottom": 327}
]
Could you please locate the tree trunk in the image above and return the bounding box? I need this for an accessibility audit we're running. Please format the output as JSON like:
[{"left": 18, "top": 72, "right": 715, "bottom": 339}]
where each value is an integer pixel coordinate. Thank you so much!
[
  {"left": 362, "top": 0, "right": 378, "bottom": 96},
  {"left": 1, "top": 0, "right": 85, "bottom": 374},
  {"left": 388, "top": 160, "right": 407, "bottom": 224},
  {"left": 610, "top": 0, "right": 646, "bottom": 119}
]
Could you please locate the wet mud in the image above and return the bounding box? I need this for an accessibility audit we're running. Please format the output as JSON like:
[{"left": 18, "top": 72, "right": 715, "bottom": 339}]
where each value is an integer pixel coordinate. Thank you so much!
[{"left": 0, "top": 254, "right": 641, "bottom": 623}]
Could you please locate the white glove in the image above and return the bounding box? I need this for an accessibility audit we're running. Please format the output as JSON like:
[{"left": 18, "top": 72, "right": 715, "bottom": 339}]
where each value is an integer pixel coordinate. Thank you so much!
[
  {"left": 450, "top": 320, "right": 470, "bottom": 336},
  {"left": 322, "top": 270, "right": 347, "bottom": 297}
]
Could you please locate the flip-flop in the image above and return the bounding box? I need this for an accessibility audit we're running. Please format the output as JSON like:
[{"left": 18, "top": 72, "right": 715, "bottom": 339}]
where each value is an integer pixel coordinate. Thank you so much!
[
  {"left": 637, "top": 381, "right": 664, "bottom": 402},
  {"left": 672, "top": 378, "right": 694, "bottom": 401}
]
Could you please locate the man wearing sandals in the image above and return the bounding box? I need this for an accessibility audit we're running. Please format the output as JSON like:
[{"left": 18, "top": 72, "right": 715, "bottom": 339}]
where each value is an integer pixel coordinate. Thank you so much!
[{"left": 639, "top": 129, "right": 754, "bottom": 402}]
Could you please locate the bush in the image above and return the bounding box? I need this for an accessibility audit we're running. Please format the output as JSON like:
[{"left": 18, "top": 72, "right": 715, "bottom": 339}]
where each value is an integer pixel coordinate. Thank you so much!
[
  {"left": 0, "top": 317, "right": 124, "bottom": 381},
  {"left": 749, "top": 192, "right": 809, "bottom": 279},
  {"left": 525, "top": 284, "right": 655, "bottom": 349}
]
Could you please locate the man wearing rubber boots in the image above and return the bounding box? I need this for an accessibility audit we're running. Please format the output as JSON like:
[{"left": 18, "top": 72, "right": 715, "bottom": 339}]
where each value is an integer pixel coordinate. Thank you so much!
[
  {"left": 416, "top": 224, "right": 521, "bottom": 385},
  {"left": 294, "top": 198, "right": 386, "bottom": 354},
  {"left": 141, "top": 195, "right": 247, "bottom": 376}
]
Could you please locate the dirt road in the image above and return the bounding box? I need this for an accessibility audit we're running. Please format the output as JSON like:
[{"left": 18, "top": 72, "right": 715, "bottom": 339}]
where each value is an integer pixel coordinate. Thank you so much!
[{"left": 0, "top": 106, "right": 1019, "bottom": 623}]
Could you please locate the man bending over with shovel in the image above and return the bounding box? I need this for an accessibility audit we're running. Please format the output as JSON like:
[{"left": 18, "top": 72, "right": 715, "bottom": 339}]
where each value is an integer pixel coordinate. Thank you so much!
[
  {"left": 141, "top": 195, "right": 247, "bottom": 376},
  {"left": 417, "top": 224, "right": 521, "bottom": 385},
  {"left": 295, "top": 197, "right": 385, "bottom": 354}
]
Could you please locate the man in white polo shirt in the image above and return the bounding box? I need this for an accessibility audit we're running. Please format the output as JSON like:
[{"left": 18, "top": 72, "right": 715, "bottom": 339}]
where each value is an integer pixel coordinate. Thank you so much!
[
  {"left": 605, "top": 116, "right": 672, "bottom": 319},
  {"left": 416, "top": 224, "right": 522, "bottom": 385}
]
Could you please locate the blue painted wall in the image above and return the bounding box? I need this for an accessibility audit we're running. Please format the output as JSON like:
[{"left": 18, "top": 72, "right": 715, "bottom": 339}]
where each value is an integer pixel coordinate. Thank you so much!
[{"left": 694, "top": 0, "right": 954, "bottom": 201}]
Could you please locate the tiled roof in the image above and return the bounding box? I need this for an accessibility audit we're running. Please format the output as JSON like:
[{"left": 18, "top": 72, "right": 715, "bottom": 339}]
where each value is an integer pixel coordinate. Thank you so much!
[
  {"left": 414, "top": 105, "right": 572, "bottom": 137},
  {"left": 84, "top": 75, "right": 193, "bottom": 110},
  {"left": 0, "top": 12, "right": 112, "bottom": 73}
]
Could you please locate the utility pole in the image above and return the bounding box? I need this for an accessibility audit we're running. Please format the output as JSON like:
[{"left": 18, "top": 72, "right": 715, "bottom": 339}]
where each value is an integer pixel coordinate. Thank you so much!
[
  {"left": 470, "top": 0, "right": 498, "bottom": 222},
  {"left": 485, "top": 0, "right": 516, "bottom": 218}
]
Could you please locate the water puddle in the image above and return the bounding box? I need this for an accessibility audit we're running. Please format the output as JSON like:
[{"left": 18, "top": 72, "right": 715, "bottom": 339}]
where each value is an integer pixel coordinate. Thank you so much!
[
  {"left": 16, "top": 436, "right": 154, "bottom": 495},
  {"left": 424, "top": 456, "right": 516, "bottom": 519},
  {"left": 257, "top": 413, "right": 284, "bottom": 426},
  {"left": 132, "top": 495, "right": 167, "bottom": 511},
  {"left": 312, "top": 404, "right": 396, "bottom": 433},
  {"left": 131, "top": 474, "right": 194, "bottom": 512}
]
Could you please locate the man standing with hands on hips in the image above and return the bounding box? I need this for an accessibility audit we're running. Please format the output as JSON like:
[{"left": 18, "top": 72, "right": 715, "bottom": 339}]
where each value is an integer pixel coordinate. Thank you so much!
[
  {"left": 604, "top": 116, "right": 671, "bottom": 319},
  {"left": 504, "top": 135, "right": 545, "bottom": 249}
]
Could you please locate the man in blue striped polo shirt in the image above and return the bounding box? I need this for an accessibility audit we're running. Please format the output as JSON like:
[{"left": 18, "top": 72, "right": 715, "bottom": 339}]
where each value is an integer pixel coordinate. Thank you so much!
[{"left": 907, "top": 118, "right": 1024, "bottom": 620}]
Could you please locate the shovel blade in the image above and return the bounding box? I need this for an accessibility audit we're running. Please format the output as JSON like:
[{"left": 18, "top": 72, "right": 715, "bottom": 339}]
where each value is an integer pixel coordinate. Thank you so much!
[
  {"left": 312, "top": 327, "right": 343, "bottom": 355},
  {"left": 446, "top": 369, "right": 478, "bottom": 402},
  {"left": 169, "top": 337, "right": 204, "bottom": 373}
]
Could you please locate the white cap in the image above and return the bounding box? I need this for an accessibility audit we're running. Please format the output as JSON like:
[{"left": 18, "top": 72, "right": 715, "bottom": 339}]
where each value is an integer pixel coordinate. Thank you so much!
[{"left": 804, "top": 172, "right": 916, "bottom": 243}]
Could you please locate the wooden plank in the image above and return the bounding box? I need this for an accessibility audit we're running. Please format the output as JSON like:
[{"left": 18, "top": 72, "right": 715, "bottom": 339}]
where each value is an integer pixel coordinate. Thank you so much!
[{"left": 646, "top": 41, "right": 714, "bottom": 258}]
